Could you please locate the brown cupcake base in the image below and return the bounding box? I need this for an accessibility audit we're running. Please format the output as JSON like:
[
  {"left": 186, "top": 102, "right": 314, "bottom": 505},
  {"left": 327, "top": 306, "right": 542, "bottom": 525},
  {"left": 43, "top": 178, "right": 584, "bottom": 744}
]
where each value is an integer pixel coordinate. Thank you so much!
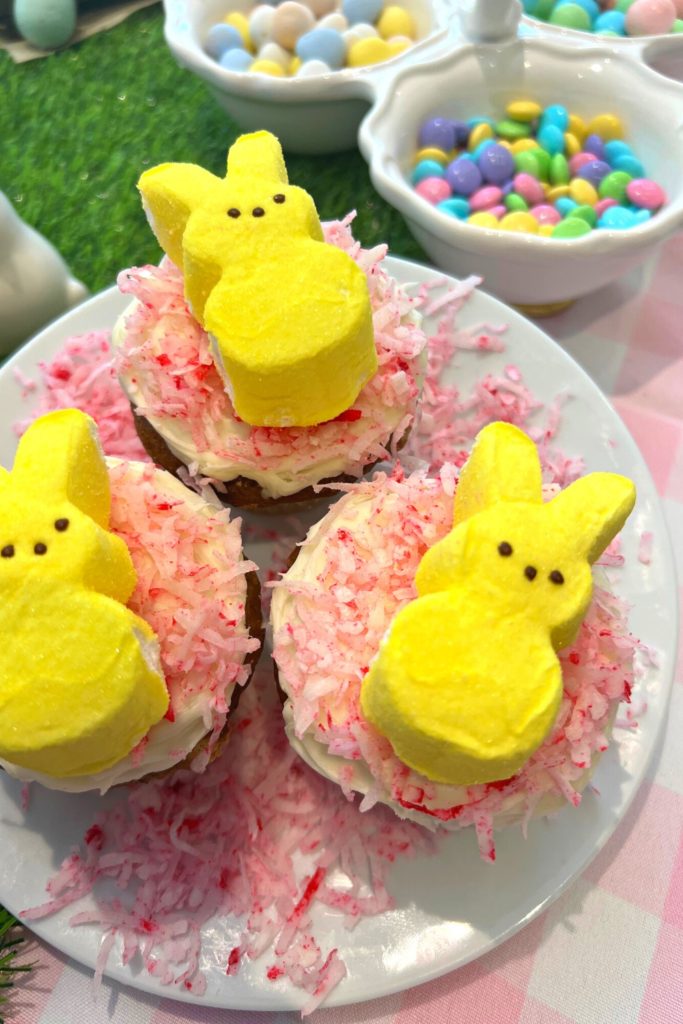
[{"left": 132, "top": 405, "right": 410, "bottom": 513}]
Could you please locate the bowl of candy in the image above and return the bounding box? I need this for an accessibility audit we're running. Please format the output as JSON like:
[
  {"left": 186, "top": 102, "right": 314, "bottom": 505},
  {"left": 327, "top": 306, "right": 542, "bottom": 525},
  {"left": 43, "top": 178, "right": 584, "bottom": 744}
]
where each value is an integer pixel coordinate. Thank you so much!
[
  {"left": 358, "top": 35, "right": 683, "bottom": 313},
  {"left": 520, "top": 0, "right": 683, "bottom": 81},
  {"left": 163, "top": 0, "right": 455, "bottom": 153}
]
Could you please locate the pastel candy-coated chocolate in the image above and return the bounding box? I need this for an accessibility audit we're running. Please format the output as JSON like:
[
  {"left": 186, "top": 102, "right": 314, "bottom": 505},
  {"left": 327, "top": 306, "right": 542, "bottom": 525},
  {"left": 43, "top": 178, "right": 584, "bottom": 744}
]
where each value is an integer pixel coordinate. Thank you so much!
[
  {"left": 411, "top": 159, "right": 445, "bottom": 184},
  {"left": 470, "top": 185, "right": 503, "bottom": 211},
  {"left": 626, "top": 177, "right": 666, "bottom": 209},
  {"left": 436, "top": 197, "right": 470, "bottom": 219},
  {"left": 296, "top": 26, "right": 346, "bottom": 68},
  {"left": 478, "top": 143, "right": 515, "bottom": 184},
  {"left": 342, "top": 0, "right": 383, "bottom": 24},
  {"left": 360, "top": 422, "right": 636, "bottom": 786},
  {"left": 415, "top": 177, "right": 451, "bottom": 203},
  {"left": 138, "top": 132, "right": 376, "bottom": 427},
  {"left": 0, "top": 410, "right": 167, "bottom": 778},
  {"left": 419, "top": 117, "right": 456, "bottom": 151},
  {"left": 271, "top": 1, "right": 315, "bottom": 48},
  {"left": 445, "top": 157, "right": 482, "bottom": 196},
  {"left": 377, "top": 5, "right": 416, "bottom": 38},
  {"left": 537, "top": 124, "right": 565, "bottom": 155},
  {"left": 219, "top": 48, "right": 253, "bottom": 71},
  {"left": 206, "top": 23, "right": 245, "bottom": 58},
  {"left": 578, "top": 159, "right": 611, "bottom": 187},
  {"left": 598, "top": 205, "right": 638, "bottom": 228},
  {"left": 626, "top": 0, "right": 676, "bottom": 33},
  {"left": 249, "top": 4, "right": 276, "bottom": 48},
  {"left": 514, "top": 172, "right": 545, "bottom": 205}
]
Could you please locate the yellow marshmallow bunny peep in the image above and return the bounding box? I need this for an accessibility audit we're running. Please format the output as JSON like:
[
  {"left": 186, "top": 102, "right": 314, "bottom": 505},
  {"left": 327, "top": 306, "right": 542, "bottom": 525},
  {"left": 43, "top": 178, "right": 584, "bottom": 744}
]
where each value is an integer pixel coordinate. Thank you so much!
[
  {"left": 138, "top": 131, "right": 376, "bottom": 428},
  {"left": 0, "top": 410, "right": 168, "bottom": 779},
  {"left": 361, "top": 422, "right": 636, "bottom": 787}
]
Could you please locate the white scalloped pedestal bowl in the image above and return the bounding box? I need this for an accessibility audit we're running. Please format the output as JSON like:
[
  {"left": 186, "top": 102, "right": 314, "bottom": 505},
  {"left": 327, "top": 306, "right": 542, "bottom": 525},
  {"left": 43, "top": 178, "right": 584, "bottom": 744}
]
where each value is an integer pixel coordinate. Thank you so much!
[
  {"left": 163, "top": 0, "right": 455, "bottom": 154},
  {"left": 359, "top": 38, "right": 683, "bottom": 312}
]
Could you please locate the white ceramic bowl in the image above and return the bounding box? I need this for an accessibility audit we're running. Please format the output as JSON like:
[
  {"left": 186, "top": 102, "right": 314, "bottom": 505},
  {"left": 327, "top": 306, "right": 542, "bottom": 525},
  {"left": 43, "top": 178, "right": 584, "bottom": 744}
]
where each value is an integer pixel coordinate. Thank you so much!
[
  {"left": 358, "top": 37, "right": 683, "bottom": 312},
  {"left": 163, "top": 0, "right": 457, "bottom": 154}
]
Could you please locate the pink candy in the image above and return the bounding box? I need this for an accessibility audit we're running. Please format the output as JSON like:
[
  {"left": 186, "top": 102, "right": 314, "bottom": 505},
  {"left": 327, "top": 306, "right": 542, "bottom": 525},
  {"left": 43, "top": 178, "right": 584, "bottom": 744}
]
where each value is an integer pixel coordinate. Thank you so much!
[
  {"left": 513, "top": 173, "right": 544, "bottom": 206},
  {"left": 626, "top": 178, "right": 666, "bottom": 210},
  {"left": 531, "top": 204, "right": 561, "bottom": 226},
  {"left": 415, "top": 177, "right": 452, "bottom": 204},
  {"left": 470, "top": 185, "right": 503, "bottom": 211},
  {"left": 569, "top": 152, "right": 598, "bottom": 176},
  {"left": 626, "top": 0, "right": 676, "bottom": 35},
  {"left": 595, "top": 197, "right": 618, "bottom": 217},
  {"left": 489, "top": 204, "right": 506, "bottom": 219}
]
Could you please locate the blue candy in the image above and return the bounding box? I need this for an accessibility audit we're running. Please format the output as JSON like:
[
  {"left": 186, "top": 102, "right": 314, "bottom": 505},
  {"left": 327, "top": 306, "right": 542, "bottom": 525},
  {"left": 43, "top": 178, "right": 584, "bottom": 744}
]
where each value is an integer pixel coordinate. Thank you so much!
[
  {"left": 614, "top": 154, "right": 646, "bottom": 178},
  {"left": 206, "top": 23, "right": 245, "bottom": 59},
  {"left": 555, "top": 197, "right": 578, "bottom": 216},
  {"left": 471, "top": 139, "right": 496, "bottom": 161},
  {"left": 583, "top": 133, "right": 605, "bottom": 160},
  {"left": 540, "top": 104, "right": 569, "bottom": 133},
  {"left": 478, "top": 142, "right": 515, "bottom": 185},
  {"left": 418, "top": 117, "right": 456, "bottom": 152},
  {"left": 296, "top": 27, "right": 346, "bottom": 70},
  {"left": 598, "top": 206, "right": 637, "bottom": 229},
  {"left": 632, "top": 208, "right": 652, "bottom": 225},
  {"left": 556, "top": 0, "right": 600, "bottom": 17},
  {"left": 594, "top": 10, "right": 626, "bottom": 33},
  {"left": 342, "top": 0, "right": 383, "bottom": 25},
  {"left": 437, "top": 197, "right": 471, "bottom": 219},
  {"left": 411, "top": 160, "right": 446, "bottom": 185},
  {"left": 218, "top": 47, "right": 253, "bottom": 71},
  {"left": 445, "top": 157, "right": 482, "bottom": 196},
  {"left": 604, "top": 140, "right": 632, "bottom": 166},
  {"left": 538, "top": 123, "right": 565, "bottom": 155}
]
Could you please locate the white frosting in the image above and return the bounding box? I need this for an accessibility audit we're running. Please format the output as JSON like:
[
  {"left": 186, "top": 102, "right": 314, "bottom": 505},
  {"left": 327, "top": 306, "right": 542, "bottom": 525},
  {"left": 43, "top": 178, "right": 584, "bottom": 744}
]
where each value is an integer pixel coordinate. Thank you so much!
[
  {"left": 112, "top": 299, "right": 423, "bottom": 499},
  {"left": 1, "top": 464, "right": 250, "bottom": 794}
]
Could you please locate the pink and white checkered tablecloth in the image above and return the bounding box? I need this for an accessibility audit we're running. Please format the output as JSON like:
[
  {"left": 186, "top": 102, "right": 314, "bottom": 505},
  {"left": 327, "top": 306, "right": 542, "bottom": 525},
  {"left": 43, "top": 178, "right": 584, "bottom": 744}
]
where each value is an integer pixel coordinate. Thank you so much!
[{"left": 7, "top": 234, "right": 683, "bottom": 1024}]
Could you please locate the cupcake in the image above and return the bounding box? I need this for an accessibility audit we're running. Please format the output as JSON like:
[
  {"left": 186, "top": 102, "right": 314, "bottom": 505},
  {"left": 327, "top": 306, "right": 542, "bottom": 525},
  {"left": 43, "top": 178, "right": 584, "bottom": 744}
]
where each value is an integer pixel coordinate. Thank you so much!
[
  {"left": 112, "top": 131, "right": 426, "bottom": 511},
  {"left": 0, "top": 409, "right": 262, "bottom": 793},
  {"left": 271, "top": 423, "right": 637, "bottom": 854}
]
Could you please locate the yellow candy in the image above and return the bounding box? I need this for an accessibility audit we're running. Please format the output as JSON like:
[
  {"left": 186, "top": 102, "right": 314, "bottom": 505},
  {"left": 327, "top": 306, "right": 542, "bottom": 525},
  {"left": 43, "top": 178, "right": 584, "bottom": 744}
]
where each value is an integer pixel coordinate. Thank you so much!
[
  {"left": 498, "top": 139, "right": 513, "bottom": 152},
  {"left": 289, "top": 56, "right": 302, "bottom": 75},
  {"left": 377, "top": 5, "right": 416, "bottom": 39},
  {"left": 499, "top": 211, "right": 539, "bottom": 234},
  {"left": 585, "top": 113, "right": 623, "bottom": 141},
  {"left": 414, "top": 147, "right": 449, "bottom": 165},
  {"left": 568, "top": 113, "right": 586, "bottom": 142},
  {"left": 250, "top": 59, "right": 285, "bottom": 76},
  {"left": 138, "top": 132, "right": 376, "bottom": 427},
  {"left": 569, "top": 178, "right": 598, "bottom": 206},
  {"left": 511, "top": 138, "right": 539, "bottom": 153},
  {"left": 564, "top": 131, "right": 581, "bottom": 157},
  {"left": 506, "top": 100, "right": 542, "bottom": 122},
  {"left": 224, "top": 11, "right": 252, "bottom": 50},
  {"left": 0, "top": 410, "right": 168, "bottom": 778},
  {"left": 361, "top": 422, "right": 635, "bottom": 786},
  {"left": 468, "top": 122, "right": 494, "bottom": 150},
  {"left": 348, "top": 37, "right": 392, "bottom": 66},
  {"left": 539, "top": 224, "right": 554, "bottom": 237},
  {"left": 387, "top": 37, "right": 411, "bottom": 57},
  {"left": 467, "top": 212, "right": 499, "bottom": 228},
  {"left": 547, "top": 184, "right": 570, "bottom": 201}
]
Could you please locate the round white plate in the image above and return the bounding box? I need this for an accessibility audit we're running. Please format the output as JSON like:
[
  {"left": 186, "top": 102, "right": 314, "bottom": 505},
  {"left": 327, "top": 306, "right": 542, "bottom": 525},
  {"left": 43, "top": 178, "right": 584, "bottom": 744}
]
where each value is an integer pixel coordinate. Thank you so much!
[{"left": 0, "top": 258, "right": 677, "bottom": 1011}]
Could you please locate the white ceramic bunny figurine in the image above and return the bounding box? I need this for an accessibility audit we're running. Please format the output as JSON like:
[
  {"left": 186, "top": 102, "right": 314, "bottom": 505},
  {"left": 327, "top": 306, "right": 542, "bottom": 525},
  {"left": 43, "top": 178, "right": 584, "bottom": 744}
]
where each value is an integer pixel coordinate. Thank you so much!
[{"left": 0, "top": 191, "right": 87, "bottom": 356}]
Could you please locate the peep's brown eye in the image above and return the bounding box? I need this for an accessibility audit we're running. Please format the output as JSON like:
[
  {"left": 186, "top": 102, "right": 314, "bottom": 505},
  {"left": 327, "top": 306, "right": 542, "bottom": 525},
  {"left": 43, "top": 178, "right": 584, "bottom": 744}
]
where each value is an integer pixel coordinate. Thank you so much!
[
  {"left": 252, "top": 207, "right": 265, "bottom": 217},
  {"left": 54, "top": 518, "right": 69, "bottom": 532},
  {"left": 1, "top": 545, "right": 14, "bottom": 558},
  {"left": 524, "top": 565, "right": 537, "bottom": 581},
  {"left": 34, "top": 543, "right": 47, "bottom": 556},
  {"left": 227, "top": 208, "right": 241, "bottom": 218},
  {"left": 549, "top": 570, "right": 565, "bottom": 585},
  {"left": 498, "top": 541, "right": 513, "bottom": 557},
  {"left": 273, "top": 194, "right": 286, "bottom": 204}
]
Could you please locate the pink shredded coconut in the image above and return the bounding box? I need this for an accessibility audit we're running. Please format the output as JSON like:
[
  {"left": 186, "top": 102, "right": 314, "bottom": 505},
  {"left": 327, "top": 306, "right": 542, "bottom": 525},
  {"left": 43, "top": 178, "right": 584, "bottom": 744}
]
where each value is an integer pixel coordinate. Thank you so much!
[
  {"left": 639, "top": 531, "right": 654, "bottom": 565},
  {"left": 114, "top": 216, "right": 426, "bottom": 486}
]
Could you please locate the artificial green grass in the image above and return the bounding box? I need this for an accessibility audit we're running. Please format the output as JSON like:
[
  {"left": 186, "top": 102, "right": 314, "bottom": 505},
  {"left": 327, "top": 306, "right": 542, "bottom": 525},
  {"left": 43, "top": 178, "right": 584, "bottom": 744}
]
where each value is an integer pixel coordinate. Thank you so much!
[
  {"left": 0, "top": 908, "right": 32, "bottom": 1022},
  {"left": 0, "top": 5, "right": 425, "bottom": 295}
]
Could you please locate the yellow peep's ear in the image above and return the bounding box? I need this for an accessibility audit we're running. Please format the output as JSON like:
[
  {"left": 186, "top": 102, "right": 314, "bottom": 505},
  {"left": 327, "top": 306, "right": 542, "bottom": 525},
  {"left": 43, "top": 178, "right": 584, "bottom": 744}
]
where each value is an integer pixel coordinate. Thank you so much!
[
  {"left": 12, "top": 410, "right": 111, "bottom": 528},
  {"left": 138, "top": 162, "right": 221, "bottom": 268},
  {"left": 226, "top": 130, "right": 288, "bottom": 184},
  {"left": 453, "top": 422, "right": 543, "bottom": 526},
  {"left": 547, "top": 472, "right": 636, "bottom": 565}
]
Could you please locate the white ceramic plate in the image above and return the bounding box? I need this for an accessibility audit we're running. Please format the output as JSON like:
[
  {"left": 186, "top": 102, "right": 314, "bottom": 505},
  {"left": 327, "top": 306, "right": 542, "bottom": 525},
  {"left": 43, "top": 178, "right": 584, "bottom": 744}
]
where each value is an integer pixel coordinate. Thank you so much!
[{"left": 0, "top": 258, "right": 677, "bottom": 1011}]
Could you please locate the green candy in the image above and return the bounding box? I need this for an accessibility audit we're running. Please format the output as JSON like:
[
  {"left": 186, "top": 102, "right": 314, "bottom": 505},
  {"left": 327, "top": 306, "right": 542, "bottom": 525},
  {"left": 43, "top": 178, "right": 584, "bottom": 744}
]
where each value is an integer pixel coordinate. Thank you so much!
[
  {"left": 505, "top": 193, "right": 529, "bottom": 213},
  {"left": 514, "top": 150, "right": 540, "bottom": 177},
  {"left": 552, "top": 218, "right": 593, "bottom": 239},
  {"left": 568, "top": 204, "right": 597, "bottom": 227},
  {"left": 532, "top": 148, "right": 551, "bottom": 181},
  {"left": 495, "top": 119, "right": 531, "bottom": 141},
  {"left": 549, "top": 3, "right": 591, "bottom": 29},
  {"left": 673, "top": 18, "right": 683, "bottom": 32},
  {"left": 599, "top": 170, "right": 632, "bottom": 202},
  {"left": 549, "top": 153, "right": 569, "bottom": 185},
  {"left": 615, "top": 0, "right": 636, "bottom": 10},
  {"left": 527, "top": 0, "right": 555, "bottom": 16}
]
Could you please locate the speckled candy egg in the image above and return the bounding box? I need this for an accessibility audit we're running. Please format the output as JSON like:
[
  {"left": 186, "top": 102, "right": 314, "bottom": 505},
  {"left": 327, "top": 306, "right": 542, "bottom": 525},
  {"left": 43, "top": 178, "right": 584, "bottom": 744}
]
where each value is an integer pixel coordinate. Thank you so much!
[
  {"left": 301, "top": 0, "right": 337, "bottom": 15},
  {"left": 249, "top": 5, "right": 276, "bottom": 49},
  {"left": 626, "top": 0, "right": 677, "bottom": 34},
  {"left": 342, "top": 0, "right": 384, "bottom": 25},
  {"left": 272, "top": 1, "right": 316, "bottom": 49},
  {"left": 14, "top": 0, "right": 76, "bottom": 47},
  {"left": 296, "top": 26, "right": 347, "bottom": 68}
]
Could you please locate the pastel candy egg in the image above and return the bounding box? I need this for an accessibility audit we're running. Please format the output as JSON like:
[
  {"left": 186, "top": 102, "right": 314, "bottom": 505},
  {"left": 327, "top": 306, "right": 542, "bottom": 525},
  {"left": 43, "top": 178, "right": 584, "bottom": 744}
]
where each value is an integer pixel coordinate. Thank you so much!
[
  {"left": 387, "top": 36, "right": 411, "bottom": 56},
  {"left": 436, "top": 197, "right": 471, "bottom": 219},
  {"left": 347, "top": 36, "right": 393, "bottom": 64},
  {"left": 219, "top": 48, "right": 253, "bottom": 71},
  {"left": 301, "top": 0, "right": 337, "bottom": 14},
  {"left": 296, "top": 27, "right": 346, "bottom": 68},
  {"left": 499, "top": 211, "right": 539, "bottom": 233},
  {"left": 513, "top": 172, "right": 545, "bottom": 205},
  {"left": 578, "top": 159, "right": 612, "bottom": 187},
  {"left": 258, "top": 42, "right": 292, "bottom": 68},
  {"left": 318, "top": 12, "right": 349, "bottom": 30},
  {"left": 415, "top": 177, "right": 452, "bottom": 204},
  {"left": 478, "top": 143, "right": 515, "bottom": 184},
  {"left": 445, "top": 157, "right": 482, "bottom": 196},
  {"left": 470, "top": 186, "right": 503, "bottom": 211},
  {"left": 552, "top": 218, "right": 593, "bottom": 238},
  {"left": 594, "top": 9, "right": 627, "bottom": 31},
  {"left": 549, "top": 2, "right": 592, "bottom": 28},
  {"left": 377, "top": 5, "right": 416, "bottom": 38},
  {"left": 626, "top": 178, "right": 666, "bottom": 209},
  {"left": 530, "top": 204, "right": 562, "bottom": 225},
  {"left": 206, "top": 23, "right": 245, "bottom": 58},
  {"left": 296, "top": 58, "right": 332, "bottom": 75},
  {"left": 224, "top": 12, "right": 252, "bottom": 50},
  {"left": 290, "top": 55, "right": 303, "bottom": 73},
  {"left": 272, "top": 2, "right": 315, "bottom": 49},
  {"left": 467, "top": 212, "right": 499, "bottom": 228},
  {"left": 13, "top": 0, "right": 76, "bottom": 47},
  {"left": 419, "top": 117, "right": 456, "bottom": 151},
  {"left": 626, "top": 0, "right": 676, "bottom": 33},
  {"left": 249, "top": 58, "right": 285, "bottom": 75},
  {"left": 411, "top": 159, "right": 446, "bottom": 184},
  {"left": 342, "top": 0, "right": 383, "bottom": 24},
  {"left": 343, "top": 22, "right": 378, "bottom": 49},
  {"left": 249, "top": 5, "right": 276, "bottom": 48}
]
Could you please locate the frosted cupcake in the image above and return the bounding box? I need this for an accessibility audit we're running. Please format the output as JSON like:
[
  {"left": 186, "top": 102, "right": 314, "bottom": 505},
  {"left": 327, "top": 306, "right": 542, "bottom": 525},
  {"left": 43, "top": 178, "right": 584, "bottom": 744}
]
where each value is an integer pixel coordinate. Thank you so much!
[
  {"left": 0, "top": 409, "right": 261, "bottom": 793},
  {"left": 113, "top": 131, "right": 426, "bottom": 511},
  {"left": 272, "top": 423, "right": 637, "bottom": 856}
]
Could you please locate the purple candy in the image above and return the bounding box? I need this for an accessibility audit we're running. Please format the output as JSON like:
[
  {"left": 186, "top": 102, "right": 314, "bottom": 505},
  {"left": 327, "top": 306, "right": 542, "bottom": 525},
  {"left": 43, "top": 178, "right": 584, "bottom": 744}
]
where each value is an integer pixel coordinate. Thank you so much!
[
  {"left": 445, "top": 157, "right": 482, "bottom": 196},
  {"left": 583, "top": 134, "right": 605, "bottom": 161},
  {"left": 478, "top": 143, "right": 515, "bottom": 185},
  {"left": 578, "top": 159, "right": 611, "bottom": 188},
  {"left": 419, "top": 117, "right": 456, "bottom": 152}
]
